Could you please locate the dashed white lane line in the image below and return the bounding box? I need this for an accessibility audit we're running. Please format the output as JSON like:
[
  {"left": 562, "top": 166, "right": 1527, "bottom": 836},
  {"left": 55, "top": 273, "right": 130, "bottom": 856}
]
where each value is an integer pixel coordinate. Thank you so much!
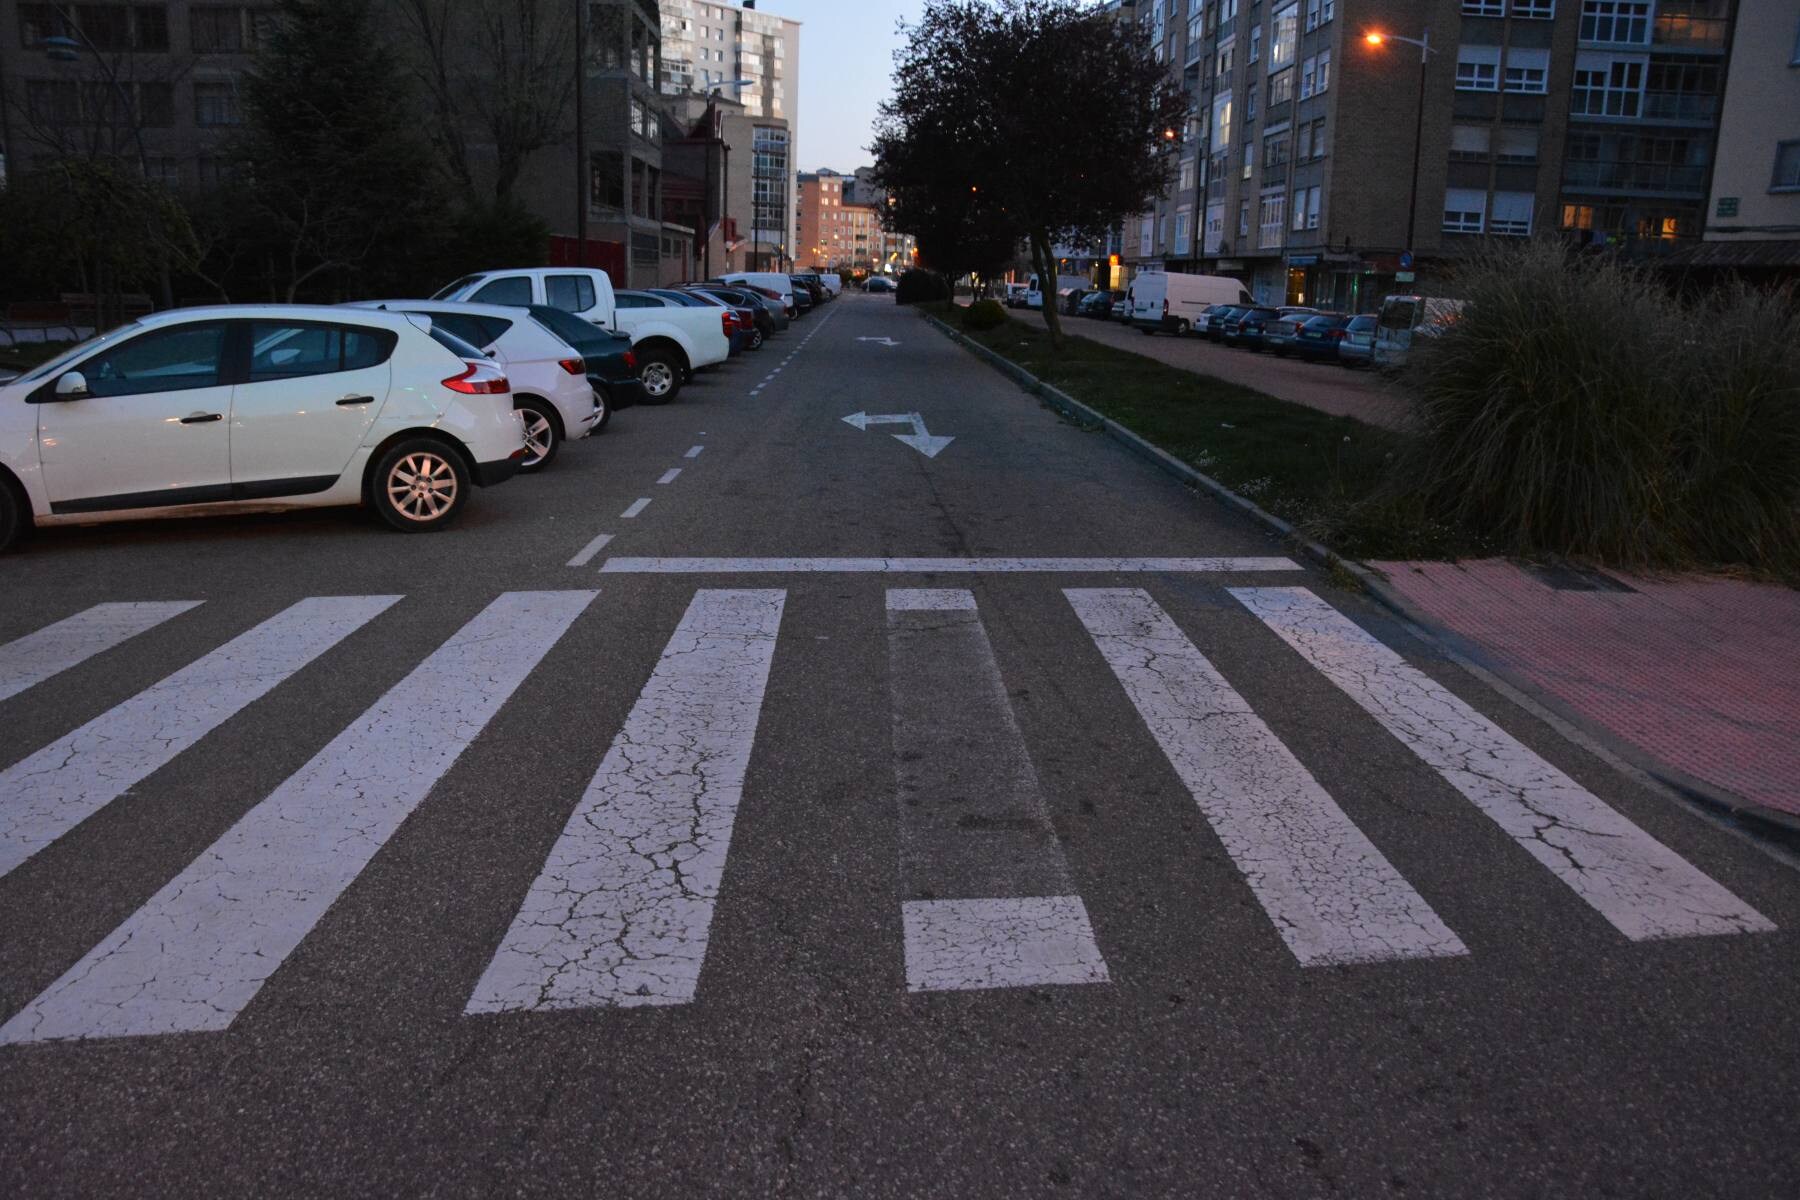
[
  {"left": 599, "top": 557, "right": 1303, "bottom": 574},
  {"left": 1232, "top": 586, "right": 1775, "bottom": 942},
  {"left": 0, "top": 601, "right": 201, "bottom": 703},
  {"left": 467, "top": 589, "right": 786, "bottom": 1013},
  {"left": 685, "top": 445, "right": 705, "bottom": 458},
  {"left": 621, "top": 498, "right": 652, "bottom": 519},
  {"left": 0, "top": 591, "right": 596, "bottom": 1045},
  {"left": 566, "top": 532, "right": 615, "bottom": 568},
  {"left": 657, "top": 468, "right": 682, "bottom": 485},
  {"left": 1068, "top": 588, "right": 1466, "bottom": 966},
  {"left": 0, "top": 596, "right": 400, "bottom": 882}
]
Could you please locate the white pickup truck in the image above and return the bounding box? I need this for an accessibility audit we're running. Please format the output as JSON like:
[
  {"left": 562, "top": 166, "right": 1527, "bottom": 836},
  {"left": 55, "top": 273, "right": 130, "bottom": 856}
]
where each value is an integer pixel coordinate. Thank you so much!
[{"left": 433, "top": 268, "right": 729, "bottom": 403}]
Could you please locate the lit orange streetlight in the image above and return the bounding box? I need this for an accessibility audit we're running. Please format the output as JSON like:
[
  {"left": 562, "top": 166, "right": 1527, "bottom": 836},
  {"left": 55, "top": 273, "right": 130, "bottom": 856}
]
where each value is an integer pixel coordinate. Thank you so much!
[{"left": 1364, "top": 31, "right": 1385, "bottom": 46}]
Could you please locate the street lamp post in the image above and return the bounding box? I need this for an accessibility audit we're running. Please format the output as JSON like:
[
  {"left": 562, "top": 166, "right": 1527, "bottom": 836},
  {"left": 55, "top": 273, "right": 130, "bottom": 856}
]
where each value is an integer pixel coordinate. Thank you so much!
[
  {"left": 574, "top": 0, "right": 587, "bottom": 267},
  {"left": 1363, "top": 28, "right": 1433, "bottom": 261}
]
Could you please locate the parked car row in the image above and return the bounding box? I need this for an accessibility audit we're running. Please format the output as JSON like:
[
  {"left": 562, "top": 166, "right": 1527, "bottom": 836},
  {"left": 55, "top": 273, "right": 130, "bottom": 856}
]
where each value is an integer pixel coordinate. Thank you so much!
[{"left": 0, "top": 266, "right": 835, "bottom": 553}]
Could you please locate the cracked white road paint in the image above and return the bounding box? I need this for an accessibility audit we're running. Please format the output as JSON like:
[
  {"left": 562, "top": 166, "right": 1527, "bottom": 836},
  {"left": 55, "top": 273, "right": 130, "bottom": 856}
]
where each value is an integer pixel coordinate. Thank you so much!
[
  {"left": 466, "top": 589, "right": 785, "bottom": 1013},
  {"left": 0, "top": 596, "right": 399, "bottom": 881},
  {"left": 566, "top": 532, "right": 614, "bottom": 568},
  {"left": 0, "top": 601, "right": 200, "bottom": 703},
  {"left": 1067, "top": 589, "right": 1466, "bottom": 965},
  {"left": 902, "top": 897, "right": 1109, "bottom": 992},
  {"left": 600, "top": 557, "right": 1301, "bottom": 574},
  {"left": 887, "top": 589, "right": 1109, "bottom": 991},
  {"left": 1232, "top": 587, "right": 1775, "bottom": 941},
  {"left": 0, "top": 591, "right": 595, "bottom": 1044}
]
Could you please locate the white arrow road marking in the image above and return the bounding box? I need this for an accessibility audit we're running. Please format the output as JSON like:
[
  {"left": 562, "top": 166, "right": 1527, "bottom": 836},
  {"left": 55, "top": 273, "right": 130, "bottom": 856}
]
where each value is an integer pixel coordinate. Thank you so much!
[
  {"left": 857, "top": 337, "right": 901, "bottom": 347},
  {"left": 841, "top": 411, "right": 954, "bottom": 458},
  {"left": 1232, "top": 586, "right": 1775, "bottom": 942},
  {"left": 0, "top": 601, "right": 201, "bottom": 703},
  {"left": 467, "top": 589, "right": 785, "bottom": 1012},
  {"left": 0, "top": 591, "right": 596, "bottom": 1044}
]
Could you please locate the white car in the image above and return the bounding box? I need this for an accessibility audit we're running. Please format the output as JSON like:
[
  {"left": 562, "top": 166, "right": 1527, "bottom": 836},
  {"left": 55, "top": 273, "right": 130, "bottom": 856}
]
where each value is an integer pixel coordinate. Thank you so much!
[
  {"left": 0, "top": 305, "right": 526, "bottom": 552},
  {"left": 347, "top": 300, "right": 600, "bottom": 471}
]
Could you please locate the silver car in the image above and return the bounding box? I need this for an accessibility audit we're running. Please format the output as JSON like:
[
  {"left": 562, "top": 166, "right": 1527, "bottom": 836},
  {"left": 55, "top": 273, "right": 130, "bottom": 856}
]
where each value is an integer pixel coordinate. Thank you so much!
[{"left": 1337, "top": 314, "right": 1378, "bottom": 368}]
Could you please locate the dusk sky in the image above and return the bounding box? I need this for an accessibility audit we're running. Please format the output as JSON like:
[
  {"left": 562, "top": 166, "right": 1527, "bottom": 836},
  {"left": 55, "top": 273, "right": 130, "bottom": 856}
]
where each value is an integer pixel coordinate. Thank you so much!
[{"left": 756, "top": 0, "right": 931, "bottom": 173}]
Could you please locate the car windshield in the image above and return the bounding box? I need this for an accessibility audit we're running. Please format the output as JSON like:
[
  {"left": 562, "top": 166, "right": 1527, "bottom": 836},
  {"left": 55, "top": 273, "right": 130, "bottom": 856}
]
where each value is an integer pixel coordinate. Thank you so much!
[
  {"left": 14, "top": 325, "right": 141, "bottom": 385},
  {"left": 1303, "top": 315, "right": 1346, "bottom": 328}
]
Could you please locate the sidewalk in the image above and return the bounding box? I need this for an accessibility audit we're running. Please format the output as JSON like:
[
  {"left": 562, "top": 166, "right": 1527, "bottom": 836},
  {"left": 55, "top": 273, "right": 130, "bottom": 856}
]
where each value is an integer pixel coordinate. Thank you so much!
[
  {"left": 1374, "top": 559, "right": 1800, "bottom": 823},
  {"left": 1004, "top": 307, "right": 1410, "bottom": 430}
]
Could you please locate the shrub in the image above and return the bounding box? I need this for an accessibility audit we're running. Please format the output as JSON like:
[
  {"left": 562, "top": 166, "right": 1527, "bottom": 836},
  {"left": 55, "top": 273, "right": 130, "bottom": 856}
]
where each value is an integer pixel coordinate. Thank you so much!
[
  {"left": 1380, "top": 240, "right": 1800, "bottom": 572},
  {"left": 963, "top": 298, "right": 1007, "bottom": 330},
  {"left": 895, "top": 269, "right": 950, "bottom": 305}
]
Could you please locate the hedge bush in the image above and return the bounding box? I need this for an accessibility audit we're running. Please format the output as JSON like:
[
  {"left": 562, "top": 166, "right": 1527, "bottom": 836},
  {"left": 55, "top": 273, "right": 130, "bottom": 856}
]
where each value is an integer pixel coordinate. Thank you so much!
[
  {"left": 1383, "top": 241, "right": 1800, "bottom": 572},
  {"left": 962, "top": 298, "right": 1007, "bottom": 331},
  {"left": 895, "top": 269, "right": 950, "bottom": 305}
]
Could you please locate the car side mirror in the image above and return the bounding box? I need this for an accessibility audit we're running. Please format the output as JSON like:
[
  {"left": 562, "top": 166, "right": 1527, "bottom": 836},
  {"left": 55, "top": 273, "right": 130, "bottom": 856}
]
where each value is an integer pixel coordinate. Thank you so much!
[{"left": 54, "top": 371, "right": 90, "bottom": 399}]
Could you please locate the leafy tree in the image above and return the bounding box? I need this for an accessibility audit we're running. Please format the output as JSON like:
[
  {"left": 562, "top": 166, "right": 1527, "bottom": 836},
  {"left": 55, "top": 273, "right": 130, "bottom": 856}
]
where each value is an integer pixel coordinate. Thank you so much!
[
  {"left": 874, "top": 0, "right": 1183, "bottom": 346},
  {"left": 236, "top": 0, "right": 444, "bottom": 300}
]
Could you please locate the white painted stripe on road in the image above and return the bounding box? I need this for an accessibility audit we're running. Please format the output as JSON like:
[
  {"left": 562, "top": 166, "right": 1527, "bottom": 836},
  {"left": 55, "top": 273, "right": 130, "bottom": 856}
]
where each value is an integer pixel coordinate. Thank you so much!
[
  {"left": 565, "top": 532, "right": 614, "bottom": 568},
  {"left": 0, "top": 602, "right": 201, "bottom": 703},
  {"left": 657, "top": 469, "right": 682, "bottom": 485},
  {"left": 467, "top": 589, "right": 784, "bottom": 1013},
  {"left": 685, "top": 445, "right": 705, "bottom": 458},
  {"left": 621, "top": 498, "right": 652, "bottom": 519},
  {"left": 0, "top": 596, "right": 399, "bottom": 882},
  {"left": 600, "top": 557, "right": 1302, "bottom": 574},
  {"left": 901, "top": 897, "right": 1109, "bottom": 991},
  {"left": 1232, "top": 587, "right": 1775, "bottom": 941},
  {"left": 1067, "top": 589, "right": 1466, "bottom": 965},
  {"left": 886, "top": 589, "right": 977, "bottom": 611},
  {"left": 0, "top": 591, "right": 595, "bottom": 1044}
]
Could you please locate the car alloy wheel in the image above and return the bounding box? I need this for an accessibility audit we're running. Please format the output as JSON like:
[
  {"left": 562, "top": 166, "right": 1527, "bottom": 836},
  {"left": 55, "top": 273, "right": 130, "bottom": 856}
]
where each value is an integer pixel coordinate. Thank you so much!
[
  {"left": 638, "top": 352, "right": 680, "bottom": 404},
  {"left": 386, "top": 451, "right": 459, "bottom": 523}
]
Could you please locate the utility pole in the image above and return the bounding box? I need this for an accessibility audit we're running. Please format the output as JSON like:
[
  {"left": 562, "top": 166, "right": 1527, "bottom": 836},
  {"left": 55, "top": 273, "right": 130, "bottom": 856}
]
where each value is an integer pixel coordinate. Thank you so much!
[{"left": 574, "top": 0, "right": 588, "bottom": 266}]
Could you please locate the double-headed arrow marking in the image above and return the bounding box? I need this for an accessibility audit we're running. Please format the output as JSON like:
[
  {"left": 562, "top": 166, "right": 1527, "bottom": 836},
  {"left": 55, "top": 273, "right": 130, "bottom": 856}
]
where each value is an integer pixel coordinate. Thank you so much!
[
  {"left": 842, "top": 411, "right": 955, "bottom": 459},
  {"left": 857, "top": 337, "right": 901, "bottom": 347}
]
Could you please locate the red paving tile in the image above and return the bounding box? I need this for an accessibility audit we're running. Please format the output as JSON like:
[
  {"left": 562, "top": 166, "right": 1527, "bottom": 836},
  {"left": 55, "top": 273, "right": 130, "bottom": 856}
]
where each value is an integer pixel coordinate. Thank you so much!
[{"left": 1374, "top": 560, "right": 1800, "bottom": 817}]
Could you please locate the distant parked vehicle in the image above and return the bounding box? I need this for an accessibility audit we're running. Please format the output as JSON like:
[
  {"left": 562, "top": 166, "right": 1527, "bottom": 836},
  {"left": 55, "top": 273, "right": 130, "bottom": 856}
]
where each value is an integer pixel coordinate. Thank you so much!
[
  {"left": 1026, "top": 273, "right": 1087, "bottom": 310},
  {"left": 719, "top": 271, "right": 798, "bottom": 317},
  {"left": 1002, "top": 283, "right": 1029, "bottom": 307},
  {"left": 1292, "top": 314, "right": 1354, "bottom": 362},
  {"left": 1372, "top": 294, "right": 1467, "bottom": 368},
  {"left": 1337, "top": 314, "right": 1378, "bottom": 367},
  {"left": 1129, "top": 272, "right": 1253, "bottom": 335},
  {"left": 1077, "top": 290, "right": 1123, "bottom": 319},
  {"left": 817, "top": 273, "right": 844, "bottom": 297},
  {"left": 1111, "top": 295, "right": 1132, "bottom": 321},
  {"left": 1199, "top": 303, "right": 1243, "bottom": 341},
  {"left": 790, "top": 276, "right": 827, "bottom": 309},
  {"left": 865, "top": 276, "right": 897, "bottom": 293},
  {"left": 1261, "top": 308, "right": 1328, "bottom": 355},
  {"left": 1222, "top": 305, "right": 1281, "bottom": 348}
]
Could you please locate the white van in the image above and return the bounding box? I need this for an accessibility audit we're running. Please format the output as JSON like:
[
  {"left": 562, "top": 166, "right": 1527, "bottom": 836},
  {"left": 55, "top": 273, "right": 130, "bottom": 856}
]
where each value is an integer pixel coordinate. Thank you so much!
[
  {"left": 818, "top": 273, "right": 844, "bottom": 297},
  {"left": 1026, "top": 274, "right": 1088, "bottom": 310},
  {"left": 1129, "top": 272, "right": 1252, "bottom": 335},
  {"left": 1371, "top": 294, "right": 1467, "bottom": 367},
  {"left": 719, "top": 271, "right": 798, "bottom": 316}
]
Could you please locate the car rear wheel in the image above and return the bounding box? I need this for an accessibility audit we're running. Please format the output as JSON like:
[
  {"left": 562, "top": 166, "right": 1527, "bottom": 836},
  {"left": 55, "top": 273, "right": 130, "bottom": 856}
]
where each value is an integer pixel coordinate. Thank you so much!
[
  {"left": 514, "top": 398, "right": 561, "bottom": 472},
  {"left": 371, "top": 439, "right": 469, "bottom": 533},
  {"left": 637, "top": 350, "right": 682, "bottom": 405},
  {"left": 0, "top": 478, "right": 25, "bottom": 554},
  {"left": 1176, "top": 320, "right": 1191, "bottom": 335},
  {"left": 749, "top": 326, "right": 766, "bottom": 350},
  {"left": 591, "top": 386, "right": 612, "bottom": 433}
]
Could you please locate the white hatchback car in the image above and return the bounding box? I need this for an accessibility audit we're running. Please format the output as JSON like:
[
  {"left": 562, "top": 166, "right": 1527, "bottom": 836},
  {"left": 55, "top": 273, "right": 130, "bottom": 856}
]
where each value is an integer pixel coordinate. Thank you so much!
[
  {"left": 0, "top": 305, "right": 526, "bottom": 552},
  {"left": 347, "top": 300, "right": 600, "bottom": 471}
]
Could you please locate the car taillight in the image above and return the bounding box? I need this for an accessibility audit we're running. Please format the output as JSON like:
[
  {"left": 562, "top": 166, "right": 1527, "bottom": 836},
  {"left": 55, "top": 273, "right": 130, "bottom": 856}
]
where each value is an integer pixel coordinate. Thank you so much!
[
  {"left": 442, "top": 361, "right": 510, "bottom": 395},
  {"left": 722, "top": 312, "right": 734, "bottom": 335},
  {"left": 1329, "top": 330, "right": 1347, "bottom": 340},
  {"left": 623, "top": 350, "right": 637, "bottom": 370},
  {"left": 558, "top": 357, "right": 585, "bottom": 375}
]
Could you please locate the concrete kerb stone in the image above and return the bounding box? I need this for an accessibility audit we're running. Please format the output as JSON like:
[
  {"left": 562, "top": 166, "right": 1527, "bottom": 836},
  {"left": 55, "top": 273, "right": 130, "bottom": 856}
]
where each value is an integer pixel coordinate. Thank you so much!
[{"left": 918, "top": 308, "right": 1800, "bottom": 868}]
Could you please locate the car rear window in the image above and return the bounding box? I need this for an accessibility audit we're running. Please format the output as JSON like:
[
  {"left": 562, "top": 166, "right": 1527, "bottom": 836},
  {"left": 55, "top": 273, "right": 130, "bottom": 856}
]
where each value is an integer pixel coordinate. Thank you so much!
[
  {"left": 527, "top": 304, "right": 602, "bottom": 347},
  {"left": 546, "top": 275, "right": 596, "bottom": 312},
  {"left": 427, "top": 326, "right": 487, "bottom": 361},
  {"left": 1347, "top": 315, "right": 1376, "bottom": 330}
]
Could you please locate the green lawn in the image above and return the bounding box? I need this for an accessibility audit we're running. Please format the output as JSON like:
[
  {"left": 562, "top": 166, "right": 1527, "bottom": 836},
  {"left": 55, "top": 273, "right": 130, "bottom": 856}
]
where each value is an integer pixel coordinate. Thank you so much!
[{"left": 937, "top": 307, "right": 1478, "bottom": 559}]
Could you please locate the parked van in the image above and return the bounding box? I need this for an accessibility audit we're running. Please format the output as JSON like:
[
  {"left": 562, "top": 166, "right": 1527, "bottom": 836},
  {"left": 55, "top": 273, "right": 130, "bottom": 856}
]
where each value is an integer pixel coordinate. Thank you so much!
[
  {"left": 719, "top": 271, "right": 798, "bottom": 316},
  {"left": 1371, "top": 294, "right": 1466, "bottom": 368},
  {"left": 1026, "top": 273, "right": 1088, "bottom": 310},
  {"left": 1129, "top": 272, "right": 1253, "bottom": 335},
  {"left": 818, "top": 273, "right": 844, "bottom": 297}
]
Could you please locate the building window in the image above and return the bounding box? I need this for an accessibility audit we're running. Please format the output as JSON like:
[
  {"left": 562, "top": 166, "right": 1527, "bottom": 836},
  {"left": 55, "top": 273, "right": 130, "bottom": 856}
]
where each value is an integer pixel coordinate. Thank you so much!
[
  {"left": 1450, "top": 124, "right": 1492, "bottom": 161},
  {"left": 1504, "top": 48, "right": 1549, "bottom": 93},
  {"left": 1217, "top": 41, "right": 1234, "bottom": 80},
  {"left": 191, "top": 5, "right": 261, "bottom": 52},
  {"left": 1175, "top": 210, "right": 1192, "bottom": 254},
  {"left": 1238, "top": 199, "right": 1250, "bottom": 237},
  {"left": 1270, "top": 4, "right": 1298, "bottom": 70},
  {"left": 1263, "top": 131, "right": 1290, "bottom": 171},
  {"left": 1462, "top": 1, "right": 1504, "bottom": 15},
  {"left": 1290, "top": 185, "right": 1320, "bottom": 231},
  {"left": 1561, "top": 203, "right": 1595, "bottom": 231},
  {"left": 1305, "top": 0, "right": 1327, "bottom": 31},
  {"left": 1269, "top": 68, "right": 1294, "bottom": 106},
  {"left": 1456, "top": 46, "right": 1500, "bottom": 91},
  {"left": 1497, "top": 126, "right": 1540, "bottom": 162},
  {"left": 1242, "top": 140, "right": 1255, "bottom": 181},
  {"left": 1258, "top": 191, "right": 1286, "bottom": 247},
  {"left": 1212, "top": 92, "right": 1233, "bottom": 148},
  {"left": 1580, "top": 1, "right": 1651, "bottom": 44},
  {"left": 1205, "top": 202, "right": 1225, "bottom": 254},
  {"left": 1179, "top": 157, "right": 1197, "bottom": 192},
  {"left": 1300, "top": 55, "right": 1316, "bottom": 99},
  {"left": 193, "top": 80, "right": 240, "bottom": 126},
  {"left": 1774, "top": 142, "right": 1800, "bottom": 192},
  {"left": 1246, "top": 81, "right": 1257, "bottom": 121},
  {"left": 1489, "top": 192, "right": 1534, "bottom": 235},
  {"left": 1443, "top": 188, "right": 1486, "bottom": 233},
  {"left": 590, "top": 152, "right": 624, "bottom": 210},
  {"left": 1572, "top": 56, "right": 1644, "bottom": 116},
  {"left": 1514, "top": 0, "right": 1555, "bottom": 17},
  {"left": 1249, "top": 25, "right": 1261, "bottom": 63}
]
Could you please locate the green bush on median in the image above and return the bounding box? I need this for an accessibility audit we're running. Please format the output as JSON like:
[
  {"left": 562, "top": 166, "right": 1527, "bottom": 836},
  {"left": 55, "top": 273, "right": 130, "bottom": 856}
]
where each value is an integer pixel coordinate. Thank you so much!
[{"left": 962, "top": 299, "right": 1007, "bottom": 331}]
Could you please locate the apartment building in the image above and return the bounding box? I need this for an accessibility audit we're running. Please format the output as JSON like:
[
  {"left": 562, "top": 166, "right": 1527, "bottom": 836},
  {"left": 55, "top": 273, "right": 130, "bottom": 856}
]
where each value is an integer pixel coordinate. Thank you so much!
[
  {"left": 663, "top": 89, "right": 792, "bottom": 274},
  {"left": 659, "top": 0, "right": 799, "bottom": 264},
  {"left": 1693, "top": 0, "right": 1800, "bottom": 270},
  {"left": 1123, "top": 0, "right": 1740, "bottom": 310},
  {"left": 1, "top": 1, "right": 272, "bottom": 189},
  {"left": 798, "top": 169, "right": 873, "bottom": 270}
]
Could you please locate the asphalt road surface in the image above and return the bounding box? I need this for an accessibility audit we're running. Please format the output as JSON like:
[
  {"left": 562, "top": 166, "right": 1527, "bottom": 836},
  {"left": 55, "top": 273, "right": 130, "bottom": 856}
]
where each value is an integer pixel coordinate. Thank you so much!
[{"left": 2, "top": 294, "right": 1796, "bottom": 1198}]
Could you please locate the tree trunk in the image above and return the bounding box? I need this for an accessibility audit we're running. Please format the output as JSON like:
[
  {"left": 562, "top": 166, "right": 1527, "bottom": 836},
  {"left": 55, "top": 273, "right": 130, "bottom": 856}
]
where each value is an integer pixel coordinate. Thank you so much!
[{"left": 1030, "top": 229, "right": 1064, "bottom": 349}]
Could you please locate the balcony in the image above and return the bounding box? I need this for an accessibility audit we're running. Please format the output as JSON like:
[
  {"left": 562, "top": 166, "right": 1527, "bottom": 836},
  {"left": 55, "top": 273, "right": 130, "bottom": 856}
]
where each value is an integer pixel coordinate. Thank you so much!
[
  {"left": 1652, "top": 16, "right": 1727, "bottom": 52},
  {"left": 1641, "top": 91, "right": 1719, "bottom": 122},
  {"left": 1562, "top": 161, "right": 1708, "bottom": 197}
]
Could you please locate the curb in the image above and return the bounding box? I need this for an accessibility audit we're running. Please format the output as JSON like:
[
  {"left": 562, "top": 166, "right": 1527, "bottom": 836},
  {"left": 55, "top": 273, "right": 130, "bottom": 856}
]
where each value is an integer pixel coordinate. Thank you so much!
[{"left": 921, "top": 308, "right": 1800, "bottom": 868}]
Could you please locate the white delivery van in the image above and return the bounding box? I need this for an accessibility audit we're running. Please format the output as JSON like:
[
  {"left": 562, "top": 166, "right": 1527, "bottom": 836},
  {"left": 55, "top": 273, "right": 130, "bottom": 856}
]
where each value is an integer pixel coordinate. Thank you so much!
[
  {"left": 818, "top": 273, "right": 844, "bottom": 297},
  {"left": 720, "top": 271, "right": 799, "bottom": 316},
  {"left": 1371, "top": 294, "right": 1467, "bottom": 368},
  {"left": 1128, "top": 272, "right": 1253, "bottom": 335},
  {"left": 1026, "top": 273, "right": 1089, "bottom": 310}
]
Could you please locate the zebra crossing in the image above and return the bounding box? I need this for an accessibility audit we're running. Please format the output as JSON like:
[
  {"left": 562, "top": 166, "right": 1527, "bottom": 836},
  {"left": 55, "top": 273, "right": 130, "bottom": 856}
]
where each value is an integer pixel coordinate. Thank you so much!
[{"left": 0, "top": 582, "right": 1777, "bottom": 1045}]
